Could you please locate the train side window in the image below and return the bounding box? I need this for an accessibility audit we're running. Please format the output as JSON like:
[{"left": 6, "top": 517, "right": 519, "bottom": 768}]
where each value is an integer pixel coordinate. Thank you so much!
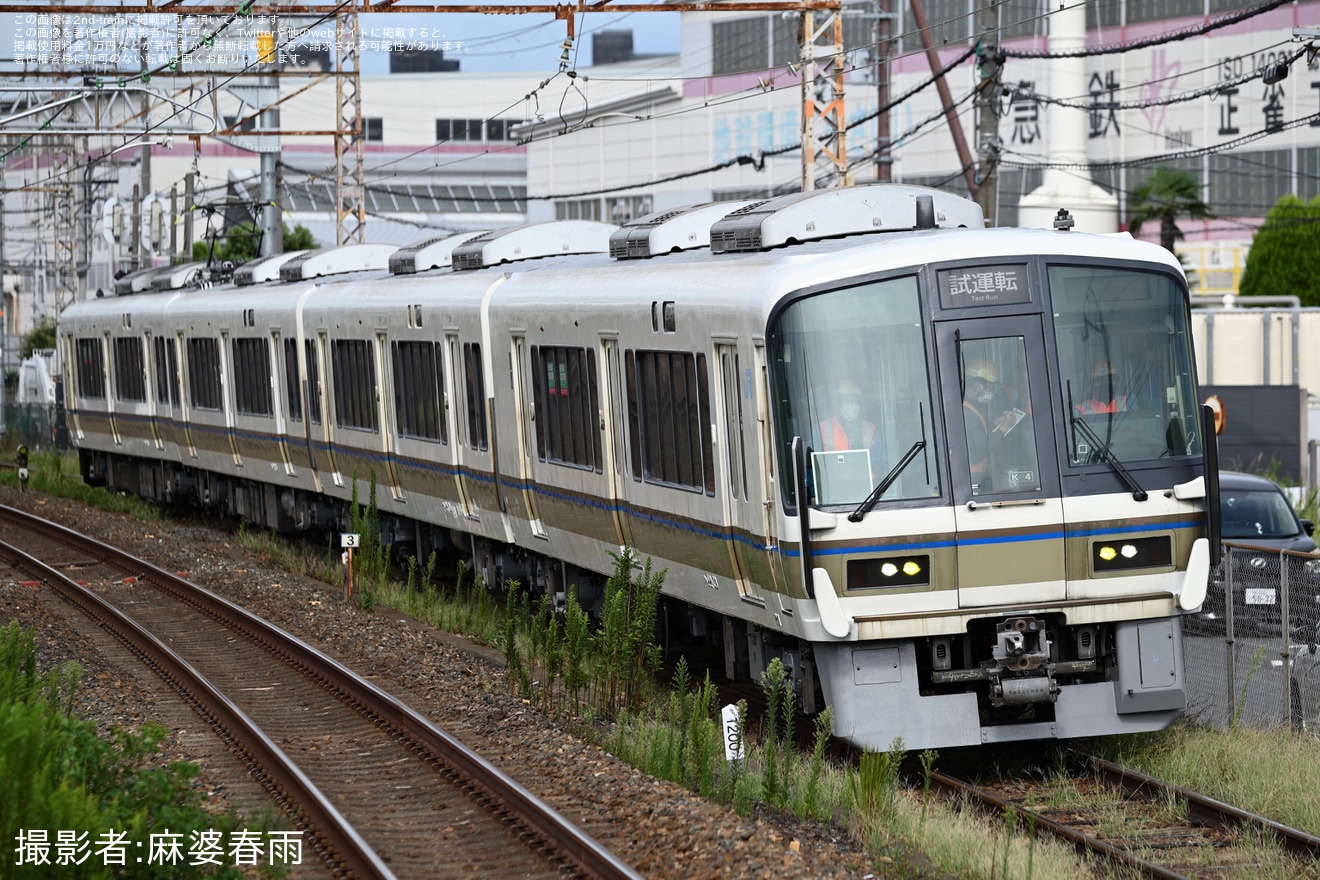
[
  {"left": 627, "top": 348, "right": 715, "bottom": 494},
  {"left": 283, "top": 338, "right": 302, "bottom": 421},
  {"left": 304, "top": 339, "right": 322, "bottom": 425},
  {"left": 391, "top": 340, "right": 447, "bottom": 443},
  {"left": 113, "top": 337, "right": 146, "bottom": 403},
  {"left": 186, "top": 337, "right": 223, "bottom": 410},
  {"left": 75, "top": 338, "right": 105, "bottom": 401},
  {"left": 154, "top": 337, "right": 179, "bottom": 407},
  {"left": 463, "top": 342, "right": 487, "bottom": 451},
  {"left": 232, "top": 337, "right": 273, "bottom": 417},
  {"left": 531, "top": 345, "right": 601, "bottom": 471},
  {"left": 331, "top": 339, "right": 379, "bottom": 432}
]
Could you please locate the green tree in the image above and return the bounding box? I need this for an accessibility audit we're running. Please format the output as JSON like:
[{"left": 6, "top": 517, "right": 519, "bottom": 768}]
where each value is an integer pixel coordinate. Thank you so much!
[
  {"left": 1237, "top": 193, "right": 1320, "bottom": 307},
  {"left": 1127, "top": 166, "right": 1212, "bottom": 253},
  {"left": 19, "top": 317, "right": 57, "bottom": 359},
  {"left": 192, "top": 222, "right": 316, "bottom": 263}
]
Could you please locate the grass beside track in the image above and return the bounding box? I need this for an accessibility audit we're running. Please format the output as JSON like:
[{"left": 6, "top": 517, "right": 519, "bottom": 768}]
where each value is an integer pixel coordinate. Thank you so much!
[{"left": 6, "top": 449, "right": 1317, "bottom": 879}]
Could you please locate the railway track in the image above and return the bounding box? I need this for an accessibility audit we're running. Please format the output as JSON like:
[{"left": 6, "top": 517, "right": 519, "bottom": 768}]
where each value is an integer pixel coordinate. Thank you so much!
[
  {"left": 928, "top": 752, "right": 1320, "bottom": 879},
  {"left": 0, "top": 504, "right": 641, "bottom": 880}
]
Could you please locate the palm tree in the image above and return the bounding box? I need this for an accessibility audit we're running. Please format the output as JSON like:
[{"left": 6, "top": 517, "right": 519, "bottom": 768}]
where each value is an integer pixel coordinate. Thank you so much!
[{"left": 1126, "top": 167, "right": 1212, "bottom": 253}]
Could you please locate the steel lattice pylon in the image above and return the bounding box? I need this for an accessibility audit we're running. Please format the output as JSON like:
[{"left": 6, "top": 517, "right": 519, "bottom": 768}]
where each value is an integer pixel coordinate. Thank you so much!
[
  {"left": 334, "top": 12, "right": 364, "bottom": 246},
  {"left": 51, "top": 142, "right": 76, "bottom": 310},
  {"left": 799, "top": 9, "right": 847, "bottom": 190}
]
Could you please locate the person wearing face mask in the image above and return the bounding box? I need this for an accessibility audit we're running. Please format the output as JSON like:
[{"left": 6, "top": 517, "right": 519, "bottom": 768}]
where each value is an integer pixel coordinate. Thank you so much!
[
  {"left": 962, "top": 359, "right": 1027, "bottom": 493},
  {"left": 819, "top": 378, "right": 887, "bottom": 474}
]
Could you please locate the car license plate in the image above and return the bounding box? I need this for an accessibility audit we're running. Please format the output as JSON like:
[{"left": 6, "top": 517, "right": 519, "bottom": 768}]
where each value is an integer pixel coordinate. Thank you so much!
[{"left": 1246, "top": 588, "right": 1277, "bottom": 605}]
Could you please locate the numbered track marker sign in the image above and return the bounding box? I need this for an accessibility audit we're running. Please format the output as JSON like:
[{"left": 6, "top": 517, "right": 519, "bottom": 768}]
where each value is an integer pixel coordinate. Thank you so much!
[{"left": 341, "top": 533, "right": 360, "bottom": 549}]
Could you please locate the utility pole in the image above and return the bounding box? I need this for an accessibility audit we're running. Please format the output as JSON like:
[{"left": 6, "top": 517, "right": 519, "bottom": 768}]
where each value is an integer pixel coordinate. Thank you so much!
[
  {"left": 909, "top": 0, "right": 978, "bottom": 198},
  {"left": 258, "top": 29, "right": 282, "bottom": 257},
  {"left": 139, "top": 37, "right": 152, "bottom": 271},
  {"left": 975, "top": 0, "right": 1002, "bottom": 226},
  {"left": 874, "top": 0, "right": 894, "bottom": 181}
]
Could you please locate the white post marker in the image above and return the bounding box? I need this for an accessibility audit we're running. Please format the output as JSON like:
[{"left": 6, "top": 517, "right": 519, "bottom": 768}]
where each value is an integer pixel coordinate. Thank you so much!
[
  {"left": 341, "top": 533, "right": 360, "bottom": 600},
  {"left": 721, "top": 703, "right": 744, "bottom": 762}
]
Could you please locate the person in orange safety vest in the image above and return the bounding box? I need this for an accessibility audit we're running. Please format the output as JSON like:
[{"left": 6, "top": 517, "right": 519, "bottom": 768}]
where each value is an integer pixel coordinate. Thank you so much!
[
  {"left": 1074, "top": 359, "right": 1129, "bottom": 415},
  {"left": 819, "top": 379, "right": 886, "bottom": 474}
]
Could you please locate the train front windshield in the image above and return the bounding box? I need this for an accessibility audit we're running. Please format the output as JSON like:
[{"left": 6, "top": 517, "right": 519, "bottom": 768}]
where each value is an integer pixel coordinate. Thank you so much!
[
  {"left": 769, "top": 263, "right": 1199, "bottom": 511},
  {"left": 769, "top": 274, "right": 940, "bottom": 508},
  {"left": 1049, "top": 265, "right": 1200, "bottom": 466}
]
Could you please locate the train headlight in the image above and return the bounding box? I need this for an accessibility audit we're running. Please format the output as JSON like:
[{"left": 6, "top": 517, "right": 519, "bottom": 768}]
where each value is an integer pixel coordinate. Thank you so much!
[
  {"left": 1091, "top": 535, "right": 1173, "bottom": 573},
  {"left": 847, "top": 554, "right": 931, "bottom": 590}
]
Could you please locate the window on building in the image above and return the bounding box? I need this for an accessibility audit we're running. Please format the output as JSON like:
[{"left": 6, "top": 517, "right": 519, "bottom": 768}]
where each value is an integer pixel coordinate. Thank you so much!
[
  {"left": 532, "top": 345, "right": 601, "bottom": 471},
  {"left": 332, "top": 339, "right": 378, "bottom": 431},
  {"left": 555, "top": 198, "right": 602, "bottom": 221},
  {"left": 463, "top": 342, "right": 487, "bottom": 450},
  {"left": 435, "top": 118, "right": 485, "bottom": 141},
  {"left": 153, "top": 336, "right": 179, "bottom": 407},
  {"left": 186, "top": 337, "right": 223, "bottom": 411},
  {"left": 232, "top": 337, "right": 273, "bottom": 417},
  {"left": 712, "top": 17, "right": 769, "bottom": 76},
  {"left": 486, "top": 119, "right": 524, "bottom": 141},
  {"left": 392, "top": 340, "right": 447, "bottom": 442},
  {"left": 900, "top": 0, "right": 973, "bottom": 51},
  {"left": 364, "top": 117, "right": 383, "bottom": 142},
  {"left": 1300, "top": 147, "right": 1320, "bottom": 202},
  {"left": 606, "top": 195, "right": 653, "bottom": 224},
  {"left": 113, "top": 337, "right": 146, "bottom": 403},
  {"left": 1209, "top": 150, "right": 1289, "bottom": 216},
  {"left": 625, "top": 349, "right": 714, "bottom": 494}
]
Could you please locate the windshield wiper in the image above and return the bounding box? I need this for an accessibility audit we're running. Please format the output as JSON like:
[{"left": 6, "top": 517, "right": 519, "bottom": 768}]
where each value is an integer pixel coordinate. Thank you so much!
[
  {"left": 1071, "top": 416, "right": 1148, "bottom": 501},
  {"left": 849, "top": 440, "right": 927, "bottom": 522}
]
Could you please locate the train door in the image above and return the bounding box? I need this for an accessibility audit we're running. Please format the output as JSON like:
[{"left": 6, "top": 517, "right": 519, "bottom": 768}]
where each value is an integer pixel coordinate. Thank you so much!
[
  {"left": 219, "top": 331, "right": 241, "bottom": 466},
  {"left": 935, "top": 316, "right": 1066, "bottom": 607},
  {"left": 144, "top": 331, "right": 164, "bottom": 450},
  {"left": 270, "top": 332, "right": 296, "bottom": 476},
  {"left": 715, "top": 341, "right": 765, "bottom": 603},
  {"left": 445, "top": 333, "right": 476, "bottom": 517},
  {"left": 176, "top": 333, "right": 198, "bottom": 458},
  {"left": 509, "top": 335, "right": 548, "bottom": 538},
  {"left": 601, "top": 337, "right": 632, "bottom": 547},
  {"left": 103, "top": 332, "right": 121, "bottom": 445},
  {"left": 375, "top": 331, "right": 404, "bottom": 500},
  {"left": 315, "top": 331, "right": 342, "bottom": 487}
]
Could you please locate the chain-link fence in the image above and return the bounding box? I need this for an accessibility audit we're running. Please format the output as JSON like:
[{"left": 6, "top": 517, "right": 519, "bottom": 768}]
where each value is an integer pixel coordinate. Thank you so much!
[
  {"left": 1184, "top": 542, "right": 1320, "bottom": 733},
  {"left": 1, "top": 403, "right": 56, "bottom": 451}
]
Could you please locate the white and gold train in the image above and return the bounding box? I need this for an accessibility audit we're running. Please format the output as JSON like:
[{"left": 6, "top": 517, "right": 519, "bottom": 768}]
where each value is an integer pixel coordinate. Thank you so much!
[{"left": 58, "top": 185, "right": 1217, "bottom": 750}]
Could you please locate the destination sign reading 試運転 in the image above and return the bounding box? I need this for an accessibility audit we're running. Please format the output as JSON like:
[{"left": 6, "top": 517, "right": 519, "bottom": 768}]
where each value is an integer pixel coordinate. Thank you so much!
[{"left": 938, "top": 266, "right": 1031, "bottom": 309}]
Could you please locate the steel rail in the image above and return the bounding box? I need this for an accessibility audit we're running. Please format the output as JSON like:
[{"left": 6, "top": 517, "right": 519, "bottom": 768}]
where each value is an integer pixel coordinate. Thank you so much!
[
  {"left": 0, "top": 534, "right": 395, "bottom": 880},
  {"left": 0, "top": 504, "right": 642, "bottom": 880},
  {"left": 926, "top": 770, "right": 1189, "bottom": 880},
  {"left": 1086, "top": 755, "right": 1320, "bottom": 861}
]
